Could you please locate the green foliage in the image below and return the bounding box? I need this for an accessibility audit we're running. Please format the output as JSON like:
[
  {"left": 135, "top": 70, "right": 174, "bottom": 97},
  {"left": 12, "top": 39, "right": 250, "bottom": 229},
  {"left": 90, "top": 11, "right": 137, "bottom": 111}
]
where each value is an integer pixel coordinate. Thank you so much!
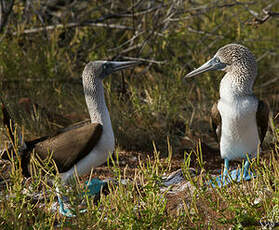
[
  {"left": 1, "top": 125, "right": 279, "bottom": 228},
  {"left": 1, "top": 0, "right": 278, "bottom": 150},
  {"left": 0, "top": 0, "right": 279, "bottom": 229}
]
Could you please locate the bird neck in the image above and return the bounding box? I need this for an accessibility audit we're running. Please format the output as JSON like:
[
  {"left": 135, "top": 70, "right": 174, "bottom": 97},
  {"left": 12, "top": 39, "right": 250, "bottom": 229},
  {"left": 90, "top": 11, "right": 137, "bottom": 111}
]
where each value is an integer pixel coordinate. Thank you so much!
[
  {"left": 83, "top": 78, "right": 111, "bottom": 127},
  {"left": 219, "top": 70, "right": 255, "bottom": 101}
]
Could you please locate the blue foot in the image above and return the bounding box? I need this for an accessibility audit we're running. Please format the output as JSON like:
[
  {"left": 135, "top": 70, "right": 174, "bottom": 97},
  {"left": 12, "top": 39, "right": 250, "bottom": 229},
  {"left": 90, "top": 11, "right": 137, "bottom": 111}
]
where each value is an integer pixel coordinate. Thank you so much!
[
  {"left": 208, "top": 159, "right": 256, "bottom": 188},
  {"left": 58, "top": 178, "right": 105, "bottom": 217},
  {"left": 84, "top": 178, "right": 106, "bottom": 196},
  {"left": 58, "top": 196, "right": 75, "bottom": 217}
]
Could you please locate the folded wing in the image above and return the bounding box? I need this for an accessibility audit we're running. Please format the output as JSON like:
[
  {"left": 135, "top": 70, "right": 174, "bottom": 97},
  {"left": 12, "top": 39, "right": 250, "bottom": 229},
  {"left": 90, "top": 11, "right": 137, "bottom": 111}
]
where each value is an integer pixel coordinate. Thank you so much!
[{"left": 33, "top": 123, "right": 102, "bottom": 173}]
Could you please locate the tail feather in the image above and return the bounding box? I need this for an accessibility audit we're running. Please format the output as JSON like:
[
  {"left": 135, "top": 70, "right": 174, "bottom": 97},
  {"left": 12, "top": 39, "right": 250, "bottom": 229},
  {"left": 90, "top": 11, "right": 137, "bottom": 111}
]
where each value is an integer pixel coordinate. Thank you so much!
[
  {"left": 2, "top": 101, "right": 26, "bottom": 148},
  {"left": 1, "top": 100, "right": 30, "bottom": 177},
  {"left": 1, "top": 101, "right": 17, "bottom": 160},
  {"left": 1, "top": 102, "right": 16, "bottom": 144},
  {"left": 1, "top": 101, "right": 27, "bottom": 154}
]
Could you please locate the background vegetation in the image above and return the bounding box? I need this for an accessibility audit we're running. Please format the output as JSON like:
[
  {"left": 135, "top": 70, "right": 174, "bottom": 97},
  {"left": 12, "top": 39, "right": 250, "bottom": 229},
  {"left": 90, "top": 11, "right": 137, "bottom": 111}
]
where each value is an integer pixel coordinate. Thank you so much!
[{"left": 0, "top": 0, "right": 279, "bottom": 229}]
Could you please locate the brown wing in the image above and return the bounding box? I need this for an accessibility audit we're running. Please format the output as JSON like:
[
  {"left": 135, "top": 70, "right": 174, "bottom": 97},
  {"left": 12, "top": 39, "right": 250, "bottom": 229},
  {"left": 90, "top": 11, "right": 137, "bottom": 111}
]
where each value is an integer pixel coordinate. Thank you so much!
[
  {"left": 256, "top": 100, "right": 269, "bottom": 145},
  {"left": 33, "top": 123, "right": 102, "bottom": 173},
  {"left": 56, "top": 119, "right": 91, "bottom": 134},
  {"left": 210, "top": 102, "right": 221, "bottom": 143}
]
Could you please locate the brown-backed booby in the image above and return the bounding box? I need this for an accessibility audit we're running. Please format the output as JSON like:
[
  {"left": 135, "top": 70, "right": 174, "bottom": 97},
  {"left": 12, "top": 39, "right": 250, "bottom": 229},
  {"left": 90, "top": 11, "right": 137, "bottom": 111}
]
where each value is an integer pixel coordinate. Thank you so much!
[
  {"left": 185, "top": 44, "right": 269, "bottom": 186},
  {"left": 1, "top": 60, "right": 140, "bottom": 215}
]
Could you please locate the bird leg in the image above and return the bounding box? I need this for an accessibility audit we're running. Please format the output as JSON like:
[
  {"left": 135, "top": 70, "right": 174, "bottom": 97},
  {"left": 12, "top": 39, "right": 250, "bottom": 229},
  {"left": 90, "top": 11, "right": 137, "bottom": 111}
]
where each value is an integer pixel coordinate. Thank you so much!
[
  {"left": 56, "top": 186, "right": 75, "bottom": 217},
  {"left": 213, "top": 158, "right": 230, "bottom": 187},
  {"left": 56, "top": 178, "right": 106, "bottom": 217},
  {"left": 213, "top": 158, "right": 255, "bottom": 187},
  {"left": 228, "top": 158, "right": 254, "bottom": 182},
  {"left": 243, "top": 159, "right": 254, "bottom": 180}
]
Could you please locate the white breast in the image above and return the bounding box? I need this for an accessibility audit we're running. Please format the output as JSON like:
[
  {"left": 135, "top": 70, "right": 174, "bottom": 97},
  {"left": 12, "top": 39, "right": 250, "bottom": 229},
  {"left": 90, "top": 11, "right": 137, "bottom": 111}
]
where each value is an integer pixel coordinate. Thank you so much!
[
  {"left": 75, "top": 100, "right": 115, "bottom": 176},
  {"left": 95, "top": 106, "right": 115, "bottom": 157},
  {"left": 60, "top": 82, "right": 115, "bottom": 183},
  {"left": 218, "top": 76, "right": 260, "bottom": 161}
]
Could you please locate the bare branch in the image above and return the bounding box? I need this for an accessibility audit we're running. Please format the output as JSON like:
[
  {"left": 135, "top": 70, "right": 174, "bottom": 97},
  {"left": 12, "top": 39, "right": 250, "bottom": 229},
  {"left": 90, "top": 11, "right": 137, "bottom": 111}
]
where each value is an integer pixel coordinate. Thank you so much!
[
  {"left": 182, "top": 1, "right": 256, "bottom": 16},
  {"left": 187, "top": 26, "right": 224, "bottom": 38},
  {"left": 120, "top": 56, "right": 166, "bottom": 65},
  {"left": 108, "top": 31, "right": 145, "bottom": 52},
  {"left": 248, "top": 11, "right": 279, "bottom": 25},
  {"left": 2, "top": 78, "right": 82, "bottom": 84},
  {"left": 248, "top": 3, "right": 279, "bottom": 25},
  {"left": 12, "top": 21, "right": 134, "bottom": 35}
]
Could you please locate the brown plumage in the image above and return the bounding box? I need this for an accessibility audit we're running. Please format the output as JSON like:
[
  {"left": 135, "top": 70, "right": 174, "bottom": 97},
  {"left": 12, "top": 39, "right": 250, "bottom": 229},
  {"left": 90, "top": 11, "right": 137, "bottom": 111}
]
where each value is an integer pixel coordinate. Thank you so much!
[
  {"left": 210, "top": 102, "right": 221, "bottom": 144},
  {"left": 32, "top": 123, "right": 102, "bottom": 173},
  {"left": 1, "top": 101, "right": 103, "bottom": 176},
  {"left": 256, "top": 100, "right": 269, "bottom": 145},
  {"left": 2, "top": 61, "right": 140, "bottom": 182},
  {"left": 1, "top": 102, "right": 16, "bottom": 144}
]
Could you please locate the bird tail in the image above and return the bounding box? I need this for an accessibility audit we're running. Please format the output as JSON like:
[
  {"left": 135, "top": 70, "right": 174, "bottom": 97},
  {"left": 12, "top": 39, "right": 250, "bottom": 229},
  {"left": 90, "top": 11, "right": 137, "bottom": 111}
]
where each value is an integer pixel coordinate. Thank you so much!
[{"left": 1, "top": 99, "right": 27, "bottom": 160}]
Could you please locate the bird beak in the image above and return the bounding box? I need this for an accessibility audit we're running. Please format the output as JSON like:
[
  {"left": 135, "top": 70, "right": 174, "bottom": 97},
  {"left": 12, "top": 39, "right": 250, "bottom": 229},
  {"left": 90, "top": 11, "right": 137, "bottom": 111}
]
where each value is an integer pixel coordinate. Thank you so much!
[
  {"left": 185, "top": 57, "right": 226, "bottom": 78},
  {"left": 110, "top": 61, "right": 141, "bottom": 72}
]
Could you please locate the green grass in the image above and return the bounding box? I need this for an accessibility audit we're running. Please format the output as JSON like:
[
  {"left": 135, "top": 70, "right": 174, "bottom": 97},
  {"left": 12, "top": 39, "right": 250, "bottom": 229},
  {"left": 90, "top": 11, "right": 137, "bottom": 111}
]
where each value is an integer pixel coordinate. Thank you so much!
[
  {"left": 1, "top": 0, "right": 279, "bottom": 229},
  {"left": 1, "top": 132, "right": 279, "bottom": 229}
]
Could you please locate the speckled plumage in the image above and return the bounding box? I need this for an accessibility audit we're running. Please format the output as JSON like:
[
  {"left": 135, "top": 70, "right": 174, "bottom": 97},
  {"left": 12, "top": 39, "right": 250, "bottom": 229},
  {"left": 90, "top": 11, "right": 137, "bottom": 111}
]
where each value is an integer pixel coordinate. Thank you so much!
[
  {"left": 217, "top": 44, "right": 257, "bottom": 98},
  {"left": 186, "top": 43, "right": 269, "bottom": 162},
  {"left": 215, "top": 44, "right": 268, "bottom": 160}
]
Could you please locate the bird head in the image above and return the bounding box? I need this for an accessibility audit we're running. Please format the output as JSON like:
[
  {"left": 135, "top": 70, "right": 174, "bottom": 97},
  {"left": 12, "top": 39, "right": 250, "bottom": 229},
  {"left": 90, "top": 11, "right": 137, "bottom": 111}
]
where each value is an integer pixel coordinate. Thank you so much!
[
  {"left": 83, "top": 60, "right": 140, "bottom": 81},
  {"left": 185, "top": 44, "right": 257, "bottom": 78}
]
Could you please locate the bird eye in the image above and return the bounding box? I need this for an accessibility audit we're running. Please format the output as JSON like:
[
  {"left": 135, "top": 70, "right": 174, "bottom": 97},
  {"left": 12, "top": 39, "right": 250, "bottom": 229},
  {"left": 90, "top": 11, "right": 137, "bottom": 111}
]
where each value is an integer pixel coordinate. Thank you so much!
[{"left": 215, "top": 57, "right": 220, "bottom": 63}]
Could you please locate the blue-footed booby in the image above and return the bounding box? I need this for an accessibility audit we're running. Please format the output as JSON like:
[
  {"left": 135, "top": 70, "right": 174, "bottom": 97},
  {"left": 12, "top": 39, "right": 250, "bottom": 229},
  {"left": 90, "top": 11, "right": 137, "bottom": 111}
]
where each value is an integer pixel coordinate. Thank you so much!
[
  {"left": 185, "top": 44, "right": 269, "bottom": 186},
  {"left": 1, "top": 60, "right": 140, "bottom": 215}
]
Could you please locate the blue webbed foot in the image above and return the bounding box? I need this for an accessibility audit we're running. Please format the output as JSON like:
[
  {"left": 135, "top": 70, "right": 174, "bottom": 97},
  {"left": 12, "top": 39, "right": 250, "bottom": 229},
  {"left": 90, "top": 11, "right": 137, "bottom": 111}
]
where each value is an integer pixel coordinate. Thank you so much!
[
  {"left": 230, "top": 159, "right": 255, "bottom": 182},
  {"left": 209, "top": 159, "right": 255, "bottom": 188},
  {"left": 58, "top": 178, "right": 105, "bottom": 217},
  {"left": 58, "top": 196, "right": 75, "bottom": 217},
  {"left": 84, "top": 178, "right": 106, "bottom": 195}
]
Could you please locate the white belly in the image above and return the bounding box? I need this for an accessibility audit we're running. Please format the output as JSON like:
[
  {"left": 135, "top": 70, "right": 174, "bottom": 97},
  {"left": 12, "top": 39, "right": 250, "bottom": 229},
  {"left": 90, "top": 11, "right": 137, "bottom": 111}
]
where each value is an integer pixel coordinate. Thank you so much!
[
  {"left": 217, "top": 96, "right": 260, "bottom": 161},
  {"left": 60, "top": 110, "right": 115, "bottom": 183}
]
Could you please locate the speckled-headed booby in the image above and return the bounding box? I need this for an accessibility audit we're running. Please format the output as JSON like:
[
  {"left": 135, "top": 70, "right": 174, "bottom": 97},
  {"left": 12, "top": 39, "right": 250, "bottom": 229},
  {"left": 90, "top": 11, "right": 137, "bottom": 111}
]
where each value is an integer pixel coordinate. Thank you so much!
[
  {"left": 1, "top": 60, "right": 139, "bottom": 215},
  {"left": 185, "top": 44, "right": 269, "bottom": 186}
]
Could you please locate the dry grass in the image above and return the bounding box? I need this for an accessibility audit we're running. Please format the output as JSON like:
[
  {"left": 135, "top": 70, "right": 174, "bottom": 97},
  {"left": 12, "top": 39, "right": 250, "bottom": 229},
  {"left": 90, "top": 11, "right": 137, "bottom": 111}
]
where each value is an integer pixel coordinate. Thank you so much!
[{"left": 0, "top": 0, "right": 279, "bottom": 229}]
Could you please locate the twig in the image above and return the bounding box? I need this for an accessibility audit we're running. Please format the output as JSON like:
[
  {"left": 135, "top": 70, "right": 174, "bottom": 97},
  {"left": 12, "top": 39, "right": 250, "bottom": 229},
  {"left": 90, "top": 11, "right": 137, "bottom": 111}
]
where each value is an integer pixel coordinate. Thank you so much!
[
  {"left": 256, "top": 51, "right": 271, "bottom": 62},
  {"left": 117, "top": 4, "right": 164, "bottom": 17},
  {"left": 108, "top": 31, "right": 145, "bottom": 52},
  {"left": 12, "top": 21, "right": 134, "bottom": 35},
  {"left": 120, "top": 56, "right": 166, "bottom": 65},
  {"left": 256, "top": 76, "right": 279, "bottom": 89},
  {"left": 187, "top": 26, "right": 224, "bottom": 38},
  {"left": 2, "top": 78, "right": 82, "bottom": 84},
  {"left": 248, "top": 2, "right": 279, "bottom": 25},
  {"left": 183, "top": 1, "right": 256, "bottom": 16},
  {"left": 248, "top": 11, "right": 279, "bottom": 25},
  {"left": 117, "top": 43, "right": 144, "bottom": 55}
]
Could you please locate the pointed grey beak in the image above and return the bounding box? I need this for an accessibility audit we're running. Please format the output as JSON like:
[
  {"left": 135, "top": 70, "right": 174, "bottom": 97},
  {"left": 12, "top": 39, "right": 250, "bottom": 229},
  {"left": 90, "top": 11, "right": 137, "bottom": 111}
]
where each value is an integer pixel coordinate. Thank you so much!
[
  {"left": 110, "top": 61, "right": 141, "bottom": 72},
  {"left": 185, "top": 57, "right": 226, "bottom": 78}
]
